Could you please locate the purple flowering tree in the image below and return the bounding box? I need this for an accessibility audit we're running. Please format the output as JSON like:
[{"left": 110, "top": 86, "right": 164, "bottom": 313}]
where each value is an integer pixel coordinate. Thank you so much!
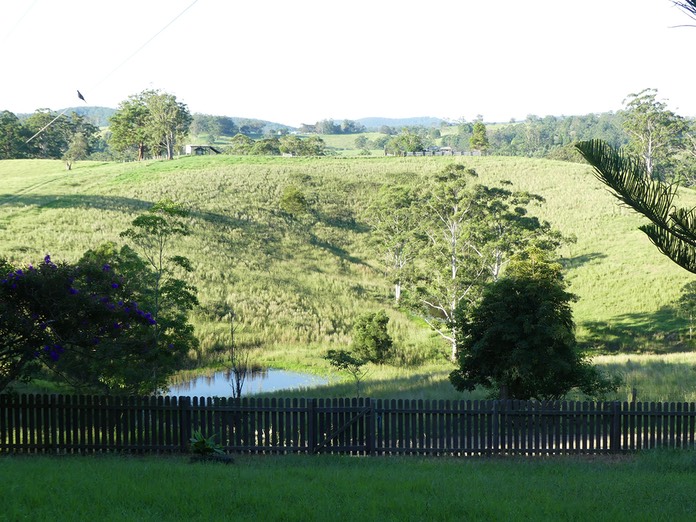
[{"left": 0, "top": 255, "right": 156, "bottom": 394}]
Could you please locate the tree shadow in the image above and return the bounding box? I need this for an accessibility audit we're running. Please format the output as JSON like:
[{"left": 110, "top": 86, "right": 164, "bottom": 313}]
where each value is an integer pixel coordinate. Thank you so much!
[
  {"left": 560, "top": 252, "right": 607, "bottom": 269},
  {"left": 578, "top": 305, "right": 692, "bottom": 353}
]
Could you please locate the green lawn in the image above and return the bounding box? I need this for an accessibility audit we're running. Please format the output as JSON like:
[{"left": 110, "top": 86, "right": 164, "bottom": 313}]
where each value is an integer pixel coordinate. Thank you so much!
[{"left": 1, "top": 451, "right": 695, "bottom": 521}]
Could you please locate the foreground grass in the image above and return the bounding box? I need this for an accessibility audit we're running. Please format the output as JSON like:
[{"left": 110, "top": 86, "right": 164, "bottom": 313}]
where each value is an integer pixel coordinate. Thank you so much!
[{"left": 1, "top": 451, "right": 695, "bottom": 521}]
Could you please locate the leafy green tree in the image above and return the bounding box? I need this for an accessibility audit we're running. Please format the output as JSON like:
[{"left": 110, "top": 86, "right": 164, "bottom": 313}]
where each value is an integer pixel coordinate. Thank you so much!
[
  {"left": 0, "top": 111, "right": 27, "bottom": 159},
  {"left": 279, "top": 135, "right": 326, "bottom": 156},
  {"left": 408, "top": 165, "right": 563, "bottom": 360},
  {"left": 449, "top": 248, "right": 617, "bottom": 400},
  {"left": 249, "top": 137, "right": 281, "bottom": 155},
  {"left": 63, "top": 132, "right": 89, "bottom": 170},
  {"left": 366, "top": 185, "right": 419, "bottom": 303},
  {"left": 145, "top": 90, "right": 192, "bottom": 159},
  {"left": 324, "top": 349, "right": 368, "bottom": 398},
  {"left": 228, "top": 133, "right": 254, "bottom": 155},
  {"left": 351, "top": 310, "right": 392, "bottom": 364},
  {"left": 0, "top": 254, "right": 157, "bottom": 394},
  {"left": 119, "top": 200, "right": 199, "bottom": 378},
  {"left": 109, "top": 92, "right": 151, "bottom": 160},
  {"left": 677, "top": 281, "right": 696, "bottom": 341},
  {"left": 621, "top": 88, "right": 687, "bottom": 180},
  {"left": 109, "top": 90, "right": 191, "bottom": 160},
  {"left": 470, "top": 121, "right": 489, "bottom": 152},
  {"left": 340, "top": 119, "right": 366, "bottom": 134},
  {"left": 385, "top": 130, "right": 425, "bottom": 154},
  {"left": 315, "top": 119, "right": 340, "bottom": 134}
]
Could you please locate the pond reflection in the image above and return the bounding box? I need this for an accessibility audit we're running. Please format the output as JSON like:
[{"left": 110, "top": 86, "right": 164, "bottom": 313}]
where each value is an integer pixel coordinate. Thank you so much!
[{"left": 167, "top": 369, "right": 329, "bottom": 398}]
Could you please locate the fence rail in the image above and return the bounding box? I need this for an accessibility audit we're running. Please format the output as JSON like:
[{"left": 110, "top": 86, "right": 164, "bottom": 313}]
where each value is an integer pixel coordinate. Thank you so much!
[{"left": 2, "top": 394, "right": 695, "bottom": 456}]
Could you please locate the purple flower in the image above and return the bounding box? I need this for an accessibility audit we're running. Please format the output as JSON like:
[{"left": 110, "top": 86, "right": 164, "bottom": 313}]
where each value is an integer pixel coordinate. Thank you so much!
[
  {"left": 69, "top": 288, "right": 79, "bottom": 295},
  {"left": 44, "top": 255, "right": 51, "bottom": 264},
  {"left": 102, "top": 264, "right": 111, "bottom": 272},
  {"left": 111, "top": 282, "right": 119, "bottom": 289}
]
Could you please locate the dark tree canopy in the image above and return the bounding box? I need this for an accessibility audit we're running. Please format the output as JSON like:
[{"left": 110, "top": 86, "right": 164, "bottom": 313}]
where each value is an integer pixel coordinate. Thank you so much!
[
  {"left": 449, "top": 248, "right": 617, "bottom": 400},
  {"left": 0, "top": 255, "right": 158, "bottom": 394}
]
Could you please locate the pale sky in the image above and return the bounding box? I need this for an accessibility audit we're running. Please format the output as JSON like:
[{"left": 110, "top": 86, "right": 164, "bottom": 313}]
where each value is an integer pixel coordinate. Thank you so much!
[{"left": 1, "top": 0, "right": 693, "bottom": 126}]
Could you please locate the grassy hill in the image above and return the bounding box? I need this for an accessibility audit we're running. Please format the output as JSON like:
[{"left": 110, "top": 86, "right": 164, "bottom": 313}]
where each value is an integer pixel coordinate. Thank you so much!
[{"left": 1, "top": 155, "right": 694, "bottom": 378}]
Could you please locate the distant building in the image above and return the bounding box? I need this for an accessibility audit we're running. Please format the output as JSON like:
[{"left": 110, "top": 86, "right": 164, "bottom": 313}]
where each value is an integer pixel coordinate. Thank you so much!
[{"left": 185, "top": 145, "right": 222, "bottom": 155}]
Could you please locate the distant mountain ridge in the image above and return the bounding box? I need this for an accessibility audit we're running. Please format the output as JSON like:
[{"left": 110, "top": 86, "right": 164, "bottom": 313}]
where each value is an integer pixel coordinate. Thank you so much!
[{"left": 357, "top": 116, "right": 445, "bottom": 129}]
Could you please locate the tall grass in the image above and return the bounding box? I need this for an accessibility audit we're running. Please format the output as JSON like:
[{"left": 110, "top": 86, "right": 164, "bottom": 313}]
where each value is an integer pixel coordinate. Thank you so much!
[{"left": 1, "top": 155, "right": 693, "bottom": 369}]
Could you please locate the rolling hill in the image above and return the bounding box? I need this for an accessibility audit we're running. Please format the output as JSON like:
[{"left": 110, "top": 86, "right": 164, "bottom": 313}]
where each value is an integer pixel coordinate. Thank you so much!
[{"left": 0, "top": 155, "right": 693, "bottom": 370}]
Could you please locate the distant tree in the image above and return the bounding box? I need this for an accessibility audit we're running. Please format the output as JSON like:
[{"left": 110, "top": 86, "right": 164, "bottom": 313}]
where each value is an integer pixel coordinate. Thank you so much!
[
  {"left": 249, "top": 137, "right": 280, "bottom": 155},
  {"left": 298, "top": 123, "right": 316, "bottom": 133},
  {"left": 408, "top": 165, "right": 563, "bottom": 360},
  {"left": 351, "top": 310, "right": 393, "bottom": 364},
  {"left": 621, "top": 88, "right": 687, "bottom": 180},
  {"left": 279, "top": 135, "right": 325, "bottom": 156},
  {"left": 385, "top": 130, "right": 424, "bottom": 154},
  {"left": 470, "top": 121, "right": 489, "bottom": 152},
  {"left": 354, "top": 135, "right": 369, "bottom": 150},
  {"left": 109, "top": 92, "right": 151, "bottom": 160},
  {"left": 366, "top": 185, "right": 419, "bottom": 303},
  {"left": 677, "top": 280, "right": 696, "bottom": 341},
  {"left": 216, "top": 116, "right": 238, "bottom": 137},
  {"left": 315, "top": 119, "right": 340, "bottom": 134},
  {"left": 0, "top": 111, "right": 27, "bottom": 159},
  {"left": 62, "top": 132, "right": 89, "bottom": 170},
  {"left": 228, "top": 133, "right": 254, "bottom": 155},
  {"left": 449, "top": 248, "right": 617, "bottom": 400},
  {"left": 238, "top": 120, "right": 265, "bottom": 135},
  {"left": 144, "top": 90, "right": 192, "bottom": 159},
  {"left": 379, "top": 125, "right": 395, "bottom": 135},
  {"left": 340, "top": 119, "right": 366, "bottom": 134}
]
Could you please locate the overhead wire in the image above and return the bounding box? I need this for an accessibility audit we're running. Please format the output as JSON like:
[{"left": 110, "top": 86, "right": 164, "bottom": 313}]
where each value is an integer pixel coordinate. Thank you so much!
[{"left": 24, "top": 0, "right": 200, "bottom": 144}]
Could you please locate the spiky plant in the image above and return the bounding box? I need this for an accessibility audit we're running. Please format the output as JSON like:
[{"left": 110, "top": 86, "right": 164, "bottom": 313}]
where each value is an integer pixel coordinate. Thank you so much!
[{"left": 575, "top": 139, "right": 696, "bottom": 274}]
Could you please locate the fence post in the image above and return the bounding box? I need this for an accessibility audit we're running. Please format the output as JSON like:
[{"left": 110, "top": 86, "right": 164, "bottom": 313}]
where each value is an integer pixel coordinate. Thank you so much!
[
  {"left": 366, "top": 399, "right": 376, "bottom": 456},
  {"left": 308, "top": 398, "right": 317, "bottom": 454},
  {"left": 492, "top": 401, "right": 500, "bottom": 454},
  {"left": 611, "top": 401, "right": 621, "bottom": 453},
  {"left": 179, "top": 396, "right": 192, "bottom": 453}
]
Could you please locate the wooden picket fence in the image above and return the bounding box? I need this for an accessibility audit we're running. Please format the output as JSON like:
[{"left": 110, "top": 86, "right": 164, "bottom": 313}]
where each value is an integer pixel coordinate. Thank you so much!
[{"left": 1, "top": 394, "right": 695, "bottom": 456}]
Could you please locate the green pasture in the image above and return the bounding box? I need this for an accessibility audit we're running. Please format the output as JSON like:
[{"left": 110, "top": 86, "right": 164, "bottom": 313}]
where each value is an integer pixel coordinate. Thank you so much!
[
  {"left": 2, "top": 451, "right": 695, "bottom": 521},
  {"left": 1, "top": 155, "right": 695, "bottom": 390}
]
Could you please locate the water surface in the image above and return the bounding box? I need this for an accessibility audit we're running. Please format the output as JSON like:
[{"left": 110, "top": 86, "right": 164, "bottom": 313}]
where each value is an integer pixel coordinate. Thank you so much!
[{"left": 168, "top": 369, "right": 329, "bottom": 398}]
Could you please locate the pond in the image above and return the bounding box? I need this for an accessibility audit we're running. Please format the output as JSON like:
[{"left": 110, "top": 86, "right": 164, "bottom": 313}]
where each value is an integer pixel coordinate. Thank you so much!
[{"left": 167, "top": 369, "right": 329, "bottom": 398}]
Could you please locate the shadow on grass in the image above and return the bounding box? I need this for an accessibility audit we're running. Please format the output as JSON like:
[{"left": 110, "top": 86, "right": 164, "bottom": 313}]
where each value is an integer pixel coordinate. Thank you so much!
[
  {"left": 560, "top": 252, "right": 607, "bottom": 269},
  {"left": 579, "top": 305, "right": 692, "bottom": 354}
]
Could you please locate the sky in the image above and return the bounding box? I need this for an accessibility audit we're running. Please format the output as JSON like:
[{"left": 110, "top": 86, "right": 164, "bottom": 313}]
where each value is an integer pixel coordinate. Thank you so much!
[{"left": 1, "top": 0, "right": 694, "bottom": 127}]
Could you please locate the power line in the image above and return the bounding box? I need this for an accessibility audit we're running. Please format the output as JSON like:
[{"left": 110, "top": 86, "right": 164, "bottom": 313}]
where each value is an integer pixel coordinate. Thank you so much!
[
  {"left": 1, "top": 0, "right": 39, "bottom": 46},
  {"left": 90, "top": 0, "right": 200, "bottom": 92},
  {"left": 24, "top": 0, "right": 200, "bottom": 144}
]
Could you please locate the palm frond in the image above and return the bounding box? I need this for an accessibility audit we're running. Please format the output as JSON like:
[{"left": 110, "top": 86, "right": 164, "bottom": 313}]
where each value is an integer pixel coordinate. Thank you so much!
[
  {"left": 674, "top": 0, "right": 696, "bottom": 20},
  {"left": 641, "top": 223, "right": 696, "bottom": 273},
  {"left": 576, "top": 139, "right": 696, "bottom": 276},
  {"left": 575, "top": 139, "right": 678, "bottom": 229}
]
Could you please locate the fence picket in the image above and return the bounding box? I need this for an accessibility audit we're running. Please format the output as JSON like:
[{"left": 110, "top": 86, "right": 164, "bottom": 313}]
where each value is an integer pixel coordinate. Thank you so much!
[{"left": 3, "top": 394, "right": 696, "bottom": 456}]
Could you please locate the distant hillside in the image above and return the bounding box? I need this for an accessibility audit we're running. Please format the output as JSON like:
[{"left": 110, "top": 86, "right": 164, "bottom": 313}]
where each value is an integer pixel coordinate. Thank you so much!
[
  {"left": 357, "top": 117, "right": 446, "bottom": 129},
  {"left": 0, "top": 155, "right": 691, "bottom": 359}
]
